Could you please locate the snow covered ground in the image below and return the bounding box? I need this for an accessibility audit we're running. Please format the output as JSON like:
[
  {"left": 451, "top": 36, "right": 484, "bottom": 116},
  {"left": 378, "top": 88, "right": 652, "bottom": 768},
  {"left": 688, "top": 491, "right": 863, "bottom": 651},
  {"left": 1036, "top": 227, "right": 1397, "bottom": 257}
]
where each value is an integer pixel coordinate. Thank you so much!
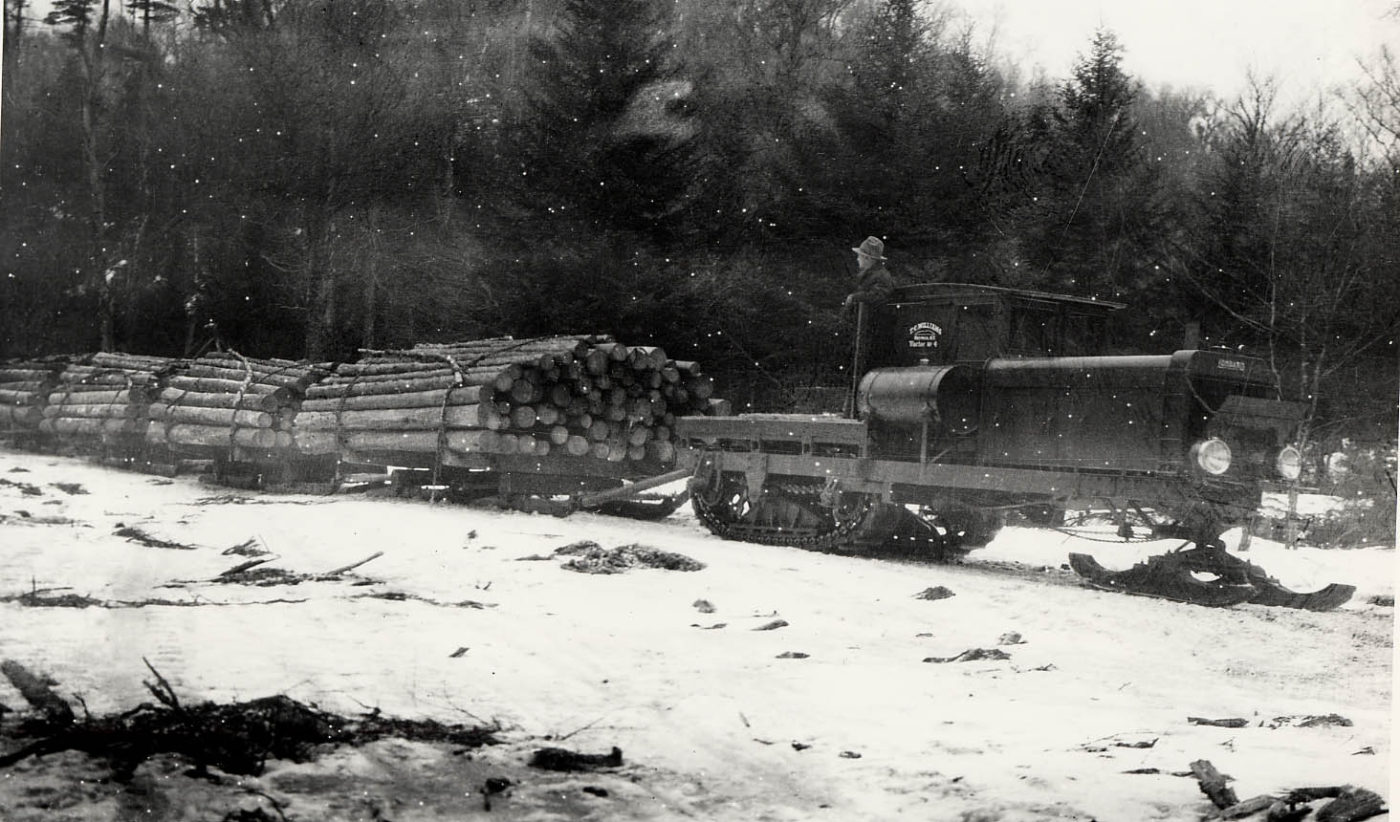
[{"left": 0, "top": 448, "right": 1393, "bottom": 821}]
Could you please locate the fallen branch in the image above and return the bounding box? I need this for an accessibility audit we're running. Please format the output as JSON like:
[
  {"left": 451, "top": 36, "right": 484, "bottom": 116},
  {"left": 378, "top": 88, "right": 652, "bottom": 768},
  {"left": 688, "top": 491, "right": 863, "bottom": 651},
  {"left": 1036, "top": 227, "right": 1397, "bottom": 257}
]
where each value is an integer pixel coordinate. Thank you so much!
[
  {"left": 141, "top": 657, "right": 181, "bottom": 711},
  {"left": 351, "top": 592, "right": 491, "bottom": 608},
  {"left": 218, "top": 558, "right": 277, "bottom": 578},
  {"left": 0, "top": 688, "right": 499, "bottom": 779},
  {"left": 321, "top": 551, "right": 384, "bottom": 577},
  {"left": 1266, "top": 713, "right": 1353, "bottom": 729},
  {"left": 3, "top": 590, "right": 309, "bottom": 608},
  {"left": 923, "top": 648, "right": 1012, "bottom": 663},
  {"left": 0, "top": 660, "right": 74, "bottom": 727},
  {"left": 2, "top": 591, "right": 104, "bottom": 608},
  {"left": 192, "top": 495, "right": 326, "bottom": 506},
  {"left": 222, "top": 538, "right": 268, "bottom": 557},
  {"left": 114, "top": 526, "right": 196, "bottom": 551},
  {"left": 557, "top": 543, "right": 704, "bottom": 574},
  {"left": 1188, "top": 716, "right": 1250, "bottom": 728}
]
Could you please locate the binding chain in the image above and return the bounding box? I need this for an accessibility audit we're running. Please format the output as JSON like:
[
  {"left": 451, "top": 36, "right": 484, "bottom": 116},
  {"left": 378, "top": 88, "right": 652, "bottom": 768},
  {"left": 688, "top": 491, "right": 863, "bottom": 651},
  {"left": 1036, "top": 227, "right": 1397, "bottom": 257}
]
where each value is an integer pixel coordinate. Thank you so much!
[{"left": 227, "top": 350, "right": 255, "bottom": 453}]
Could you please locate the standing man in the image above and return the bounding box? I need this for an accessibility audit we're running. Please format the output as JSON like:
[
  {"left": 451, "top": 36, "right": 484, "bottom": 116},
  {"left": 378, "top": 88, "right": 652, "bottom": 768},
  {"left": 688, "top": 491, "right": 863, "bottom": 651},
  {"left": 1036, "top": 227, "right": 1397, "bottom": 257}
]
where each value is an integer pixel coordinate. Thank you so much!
[
  {"left": 844, "top": 236, "right": 894, "bottom": 311},
  {"left": 844, "top": 236, "right": 895, "bottom": 415}
]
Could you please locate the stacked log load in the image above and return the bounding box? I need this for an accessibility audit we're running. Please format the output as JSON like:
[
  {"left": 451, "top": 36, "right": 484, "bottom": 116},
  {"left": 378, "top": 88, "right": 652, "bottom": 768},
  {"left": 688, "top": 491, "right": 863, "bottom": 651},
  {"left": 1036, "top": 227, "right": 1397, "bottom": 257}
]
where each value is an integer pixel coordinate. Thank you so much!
[
  {"left": 39, "top": 352, "right": 177, "bottom": 442},
  {"left": 146, "top": 351, "right": 330, "bottom": 453},
  {"left": 0, "top": 356, "right": 69, "bottom": 434},
  {"left": 293, "top": 335, "right": 724, "bottom": 465}
]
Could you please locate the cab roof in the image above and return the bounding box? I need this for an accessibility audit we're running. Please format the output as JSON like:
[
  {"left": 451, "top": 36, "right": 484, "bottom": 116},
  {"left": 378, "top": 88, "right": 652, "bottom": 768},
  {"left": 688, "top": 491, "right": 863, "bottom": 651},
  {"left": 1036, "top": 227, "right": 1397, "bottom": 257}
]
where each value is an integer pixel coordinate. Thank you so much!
[{"left": 891, "top": 282, "right": 1126, "bottom": 313}]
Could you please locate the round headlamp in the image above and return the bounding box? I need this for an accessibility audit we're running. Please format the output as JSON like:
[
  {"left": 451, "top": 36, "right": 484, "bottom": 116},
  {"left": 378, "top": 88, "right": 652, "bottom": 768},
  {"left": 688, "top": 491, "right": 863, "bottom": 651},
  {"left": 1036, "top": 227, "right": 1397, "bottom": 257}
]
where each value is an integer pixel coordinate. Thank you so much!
[{"left": 1190, "top": 438, "right": 1233, "bottom": 475}]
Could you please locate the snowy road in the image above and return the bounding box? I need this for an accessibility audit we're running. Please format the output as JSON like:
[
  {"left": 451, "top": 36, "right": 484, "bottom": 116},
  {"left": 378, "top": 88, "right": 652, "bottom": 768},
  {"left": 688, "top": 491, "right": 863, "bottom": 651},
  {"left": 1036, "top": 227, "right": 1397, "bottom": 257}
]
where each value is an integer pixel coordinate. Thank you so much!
[{"left": 0, "top": 449, "right": 1392, "bottom": 820}]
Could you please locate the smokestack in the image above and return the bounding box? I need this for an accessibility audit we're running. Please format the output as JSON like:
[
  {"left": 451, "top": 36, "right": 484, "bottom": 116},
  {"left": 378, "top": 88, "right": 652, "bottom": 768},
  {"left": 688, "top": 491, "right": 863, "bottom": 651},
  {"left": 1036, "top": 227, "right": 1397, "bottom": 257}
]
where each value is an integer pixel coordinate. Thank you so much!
[{"left": 1183, "top": 320, "right": 1201, "bottom": 350}]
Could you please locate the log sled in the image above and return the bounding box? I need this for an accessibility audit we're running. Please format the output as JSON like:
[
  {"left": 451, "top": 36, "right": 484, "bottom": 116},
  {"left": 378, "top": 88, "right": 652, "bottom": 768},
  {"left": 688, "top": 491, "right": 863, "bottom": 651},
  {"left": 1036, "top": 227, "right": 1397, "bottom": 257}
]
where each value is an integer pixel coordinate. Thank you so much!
[
  {"left": 290, "top": 335, "right": 721, "bottom": 474},
  {"left": 0, "top": 336, "right": 718, "bottom": 515}
]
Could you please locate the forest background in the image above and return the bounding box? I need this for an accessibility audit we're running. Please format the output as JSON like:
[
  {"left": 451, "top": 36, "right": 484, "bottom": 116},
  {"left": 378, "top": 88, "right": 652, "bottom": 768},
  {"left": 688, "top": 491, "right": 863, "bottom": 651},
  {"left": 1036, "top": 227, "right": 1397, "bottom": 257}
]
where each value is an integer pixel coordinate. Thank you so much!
[{"left": 1, "top": 0, "right": 1397, "bottom": 463}]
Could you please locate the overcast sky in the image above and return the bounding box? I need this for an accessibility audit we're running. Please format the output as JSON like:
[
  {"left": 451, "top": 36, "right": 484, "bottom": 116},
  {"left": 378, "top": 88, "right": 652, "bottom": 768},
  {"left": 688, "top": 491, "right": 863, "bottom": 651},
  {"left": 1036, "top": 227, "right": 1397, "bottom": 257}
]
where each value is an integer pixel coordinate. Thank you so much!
[{"left": 954, "top": 0, "right": 1397, "bottom": 100}]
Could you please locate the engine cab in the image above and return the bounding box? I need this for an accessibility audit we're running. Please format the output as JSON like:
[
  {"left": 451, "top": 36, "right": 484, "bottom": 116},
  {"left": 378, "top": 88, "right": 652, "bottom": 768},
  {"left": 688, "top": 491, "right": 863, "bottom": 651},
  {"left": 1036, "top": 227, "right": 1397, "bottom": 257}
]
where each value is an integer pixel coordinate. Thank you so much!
[
  {"left": 857, "top": 284, "right": 1127, "bottom": 465},
  {"left": 867, "top": 282, "right": 1123, "bottom": 367},
  {"left": 855, "top": 284, "right": 1296, "bottom": 471}
]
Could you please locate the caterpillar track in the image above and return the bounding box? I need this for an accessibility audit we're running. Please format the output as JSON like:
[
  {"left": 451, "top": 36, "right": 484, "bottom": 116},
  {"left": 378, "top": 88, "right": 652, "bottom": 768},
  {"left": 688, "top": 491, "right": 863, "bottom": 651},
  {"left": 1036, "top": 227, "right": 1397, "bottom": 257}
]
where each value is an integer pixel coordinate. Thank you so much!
[{"left": 688, "top": 472, "right": 970, "bottom": 561}]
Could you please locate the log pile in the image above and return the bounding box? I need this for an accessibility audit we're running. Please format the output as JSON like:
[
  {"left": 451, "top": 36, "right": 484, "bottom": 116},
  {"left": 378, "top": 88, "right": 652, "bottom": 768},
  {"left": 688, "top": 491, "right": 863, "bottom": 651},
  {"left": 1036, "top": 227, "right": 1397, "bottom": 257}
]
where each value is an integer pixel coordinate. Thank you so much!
[
  {"left": 146, "top": 351, "right": 330, "bottom": 453},
  {"left": 0, "top": 356, "right": 69, "bottom": 433},
  {"left": 293, "top": 335, "right": 724, "bottom": 466},
  {"left": 38, "top": 353, "right": 178, "bottom": 442}
]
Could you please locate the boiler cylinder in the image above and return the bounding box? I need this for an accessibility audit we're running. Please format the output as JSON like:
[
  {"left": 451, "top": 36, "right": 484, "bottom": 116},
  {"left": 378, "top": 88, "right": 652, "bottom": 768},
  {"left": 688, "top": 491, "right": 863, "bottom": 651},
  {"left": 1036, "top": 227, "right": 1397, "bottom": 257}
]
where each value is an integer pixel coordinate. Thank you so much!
[{"left": 856, "top": 364, "right": 981, "bottom": 433}]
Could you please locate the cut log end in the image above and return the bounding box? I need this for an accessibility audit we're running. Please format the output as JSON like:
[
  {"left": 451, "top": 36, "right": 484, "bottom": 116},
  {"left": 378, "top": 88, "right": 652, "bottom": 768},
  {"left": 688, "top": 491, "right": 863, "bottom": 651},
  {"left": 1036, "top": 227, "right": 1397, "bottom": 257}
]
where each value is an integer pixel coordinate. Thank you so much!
[{"left": 1190, "top": 759, "right": 1240, "bottom": 810}]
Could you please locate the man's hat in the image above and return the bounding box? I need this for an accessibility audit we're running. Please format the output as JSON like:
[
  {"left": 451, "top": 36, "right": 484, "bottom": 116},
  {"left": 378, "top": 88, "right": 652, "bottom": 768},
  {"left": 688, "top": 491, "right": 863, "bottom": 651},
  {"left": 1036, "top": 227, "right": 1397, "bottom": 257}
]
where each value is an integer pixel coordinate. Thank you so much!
[{"left": 852, "top": 236, "right": 887, "bottom": 261}]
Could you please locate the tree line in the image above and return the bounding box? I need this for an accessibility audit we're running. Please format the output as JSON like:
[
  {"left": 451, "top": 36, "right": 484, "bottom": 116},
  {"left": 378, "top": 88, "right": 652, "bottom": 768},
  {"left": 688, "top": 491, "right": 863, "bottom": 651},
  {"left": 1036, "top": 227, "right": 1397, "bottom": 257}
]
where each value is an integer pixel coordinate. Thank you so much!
[{"left": 2, "top": 0, "right": 1397, "bottom": 450}]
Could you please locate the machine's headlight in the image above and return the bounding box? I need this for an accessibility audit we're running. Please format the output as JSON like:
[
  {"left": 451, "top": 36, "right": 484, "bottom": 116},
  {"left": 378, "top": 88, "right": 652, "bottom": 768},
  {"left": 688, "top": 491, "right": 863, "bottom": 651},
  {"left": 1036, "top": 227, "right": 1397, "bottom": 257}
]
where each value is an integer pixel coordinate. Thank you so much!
[
  {"left": 1275, "top": 445, "right": 1303, "bottom": 481},
  {"left": 1190, "top": 438, "right": 1233, "bottom": 475}
]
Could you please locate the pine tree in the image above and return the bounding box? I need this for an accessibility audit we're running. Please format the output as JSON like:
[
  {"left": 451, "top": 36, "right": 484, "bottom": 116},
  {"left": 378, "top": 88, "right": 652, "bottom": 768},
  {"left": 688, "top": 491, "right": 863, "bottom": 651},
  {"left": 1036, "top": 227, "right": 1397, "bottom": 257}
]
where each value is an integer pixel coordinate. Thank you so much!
[
  {"left": 1000, "top": 29, "right": 1169, "bottom": 309},
  {"left": 189, "top": 0, "right": 278, "bottom": 34},
  {"left": 521, "top": 0, "right": 697, "bottom": 237},
  {"left": 43, "top": 0, "right": 97, "bottom": 44},
  {"left": 126, "top": 0, "right": 179, "bottom": 35},
  {"left": 835, "top": 0, "right": 932, "bottom": 231},
  {"left": 849, "top": 0, "right": 924, "bottom": 124},
  {"left": 1056, "top": 28, "right": 1139, "bottom": 175},
  {"left": 833, "top": 3, "right": 1007, "bottom": 263}
]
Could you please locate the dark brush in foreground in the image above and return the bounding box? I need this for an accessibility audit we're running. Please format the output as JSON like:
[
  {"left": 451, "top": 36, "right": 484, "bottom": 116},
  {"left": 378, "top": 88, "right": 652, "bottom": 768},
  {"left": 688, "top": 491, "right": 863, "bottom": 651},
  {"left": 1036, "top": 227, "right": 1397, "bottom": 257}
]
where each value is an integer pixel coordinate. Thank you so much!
[{"left": 0, "top": 660, "right": 499, "bottom": 780}]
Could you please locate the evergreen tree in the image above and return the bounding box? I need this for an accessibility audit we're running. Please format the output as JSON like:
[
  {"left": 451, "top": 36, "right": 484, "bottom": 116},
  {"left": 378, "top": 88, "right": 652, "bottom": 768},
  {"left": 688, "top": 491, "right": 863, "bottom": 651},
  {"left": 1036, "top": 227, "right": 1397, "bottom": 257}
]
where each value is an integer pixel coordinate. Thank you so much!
[
  {"left": 126, "top": 0, "right": 179, "bottom": 34},
  {"left": 986, "top": 29, "right": 1169, "bottom": 313},
  {"left": 1056, "top": 28, "right": 1139, "bottom": 175},
  {"left": 849, "top": 0, "right": 923, "bottom": 120},
  {"left": 830, "top": 0, "right": 931, "bottom": 234},
  {"left": 42, "top": 0, "right": 96, "bottom": 44},
  {"left": 520, "top": 0, "right": 698, "bottom": 237},
  {"left": 840, "top": 9, "right": 1005, "bottom": 260},
  {"left": 189, "top": 0, "right": 279, "bottom": 34}
]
